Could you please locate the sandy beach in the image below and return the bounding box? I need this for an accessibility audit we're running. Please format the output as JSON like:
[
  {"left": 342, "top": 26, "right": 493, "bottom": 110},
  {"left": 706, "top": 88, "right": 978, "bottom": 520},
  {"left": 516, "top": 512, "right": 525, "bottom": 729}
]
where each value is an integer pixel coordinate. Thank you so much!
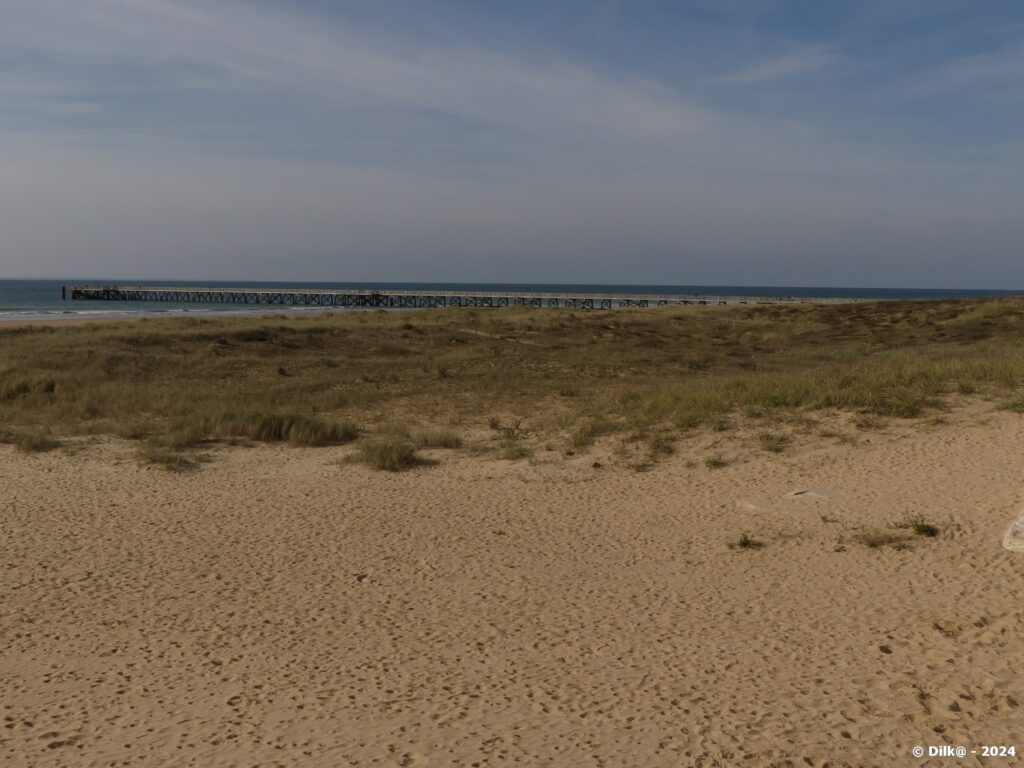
[
  {"left": 7, "top": 0, "right": 1024, "bottom": 763},
  {"left": 4, "top": 403, "right": 1024, "bottom": 767}
]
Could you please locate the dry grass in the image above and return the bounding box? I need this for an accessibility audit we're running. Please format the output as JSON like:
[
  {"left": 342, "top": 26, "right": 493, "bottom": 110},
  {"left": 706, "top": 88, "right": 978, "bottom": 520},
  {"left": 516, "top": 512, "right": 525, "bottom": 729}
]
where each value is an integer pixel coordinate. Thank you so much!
[
  {"left": 0, "top": 428, "right": 60, "bottom": 453},
  {"left": 998, "top": 397, "right": 1024, "bottom": 413},
  {"left": 757, "top": 431, "right": 790, "bottom": 453},
  {"left": 138, "top": 446, "right": 202, "bottom": 472},
  {"left": 896, "top": 515, "right": 941, "bottom": 538},
  {"left": 497, "top": 437, "right": 532, "bottom": 460},
  {"left": 411, "top": 429, "right": 463, "bottom": 449},
  {"left": 572, "top": 417, "right": 618, "bottom": 448},
  {"left": 704, "top": 453, "right": 728, "bottom": 469},
  {"left": 216, "top": 412, "right": 358, "bottom": 446},
  {"left": 4, "top": 298, "right": 1024, "bottom": 452},
  {"left": 356, "top": 438, "right": 419, "bottom": 471},
  {"left": 728, "top": 533, "right": 765, "bottom": 550}
]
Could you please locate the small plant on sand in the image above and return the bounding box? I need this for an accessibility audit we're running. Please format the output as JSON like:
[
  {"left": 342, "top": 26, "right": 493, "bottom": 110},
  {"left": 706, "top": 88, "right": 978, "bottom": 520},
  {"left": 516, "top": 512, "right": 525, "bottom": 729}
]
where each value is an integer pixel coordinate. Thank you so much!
[
  {"left": 0, "top": 429, "right": 61, "bottom": 453},
  {"left": 139, "top": 446, "right": 201, "bottom": 471},
  {"left": 482, "top": 417, "right": 531, "bottom": 459},
  {"left": 145, "top": 448, "right": 200, "bottom": 473},
  {"left": 501, "top": 419, "right": 524, "bottom": 439},
  {"left": 137, "top": 430, "right": 210, "bottom": 470},
  {"left": 572, "top": 417, "right": 617, "bottom": 449},
  {"left": 757, "top": 432, "right": 790, "bottom": 453},
  {"left": 704, "top": 453, "right": 728, "bottom": 469},
  {"left": 896, "top": 515, "right": 940, "bottom": 538},
  {"left": 728, "top": 533, "right": 764, "bottom": 550},
  {"left": 498, "top": 436, "right": 532, "bottom": 460},
  {"left": 157, "top": 421, "right": 210, "bottom": 450},
  {"left": 647, "top": 433, "right": 675, "bottom": 456},
  {"left": 853, "top": 414, "right": 886, "bottom": 430},
  {"left": 356, "top": 438, "right": 419, "bottom": 471}
]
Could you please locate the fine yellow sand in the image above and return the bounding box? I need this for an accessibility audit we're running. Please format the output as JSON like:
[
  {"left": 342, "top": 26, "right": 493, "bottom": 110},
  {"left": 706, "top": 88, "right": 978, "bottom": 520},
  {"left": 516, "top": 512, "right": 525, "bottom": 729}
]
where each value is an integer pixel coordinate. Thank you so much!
[{"left": 4, "top": 411, "right": 1024, "bottom": 767}]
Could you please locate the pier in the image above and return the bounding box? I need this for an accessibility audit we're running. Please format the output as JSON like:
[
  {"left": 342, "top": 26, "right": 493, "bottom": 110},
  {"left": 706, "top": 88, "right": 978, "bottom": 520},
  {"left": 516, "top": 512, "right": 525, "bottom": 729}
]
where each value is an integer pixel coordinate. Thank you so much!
[{"left": 67, "top": 285, "right": 852, "bottom": 309}]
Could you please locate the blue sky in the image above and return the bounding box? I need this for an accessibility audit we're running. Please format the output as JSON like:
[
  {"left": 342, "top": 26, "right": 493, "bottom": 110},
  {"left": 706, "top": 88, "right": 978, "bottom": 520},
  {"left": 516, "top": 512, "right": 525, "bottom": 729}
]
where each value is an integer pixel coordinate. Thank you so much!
[{"left": 2, "top": 0, "right": 1023, "bottom": 286}]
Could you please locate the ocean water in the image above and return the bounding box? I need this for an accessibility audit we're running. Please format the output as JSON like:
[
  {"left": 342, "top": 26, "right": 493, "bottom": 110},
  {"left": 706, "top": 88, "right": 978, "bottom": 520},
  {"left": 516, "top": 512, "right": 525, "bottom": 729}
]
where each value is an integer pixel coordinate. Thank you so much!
[{"left": 1, "top": 279, "right": 1022, "bottom": 321}]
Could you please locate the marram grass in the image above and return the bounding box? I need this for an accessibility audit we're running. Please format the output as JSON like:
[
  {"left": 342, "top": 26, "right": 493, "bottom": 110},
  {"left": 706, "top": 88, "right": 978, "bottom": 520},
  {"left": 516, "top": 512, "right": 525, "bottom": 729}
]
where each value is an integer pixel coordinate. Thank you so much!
[{"left": 3, "top": 298, "right": 1024, "bottom": 449}]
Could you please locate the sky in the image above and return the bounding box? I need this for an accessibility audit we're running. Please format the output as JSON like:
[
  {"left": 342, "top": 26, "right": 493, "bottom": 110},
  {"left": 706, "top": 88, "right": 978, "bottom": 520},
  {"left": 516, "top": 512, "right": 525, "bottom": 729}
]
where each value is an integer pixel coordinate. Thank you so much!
[{"left": 1, "top": 0, "right": 1023, "bottom": 287}]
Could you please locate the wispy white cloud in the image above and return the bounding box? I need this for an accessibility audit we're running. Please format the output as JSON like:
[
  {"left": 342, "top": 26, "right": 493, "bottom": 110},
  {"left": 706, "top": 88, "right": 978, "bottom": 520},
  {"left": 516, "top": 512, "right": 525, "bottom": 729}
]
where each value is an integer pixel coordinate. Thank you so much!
[
  {"left": 714, "top": 45, "right": 836, "bottom": 85},
  {"left": 918, "top": 42, "right": 1024, "bottom": 92},
  {"left": 1, "top": 0, "right": 710, "bottom": 149}
]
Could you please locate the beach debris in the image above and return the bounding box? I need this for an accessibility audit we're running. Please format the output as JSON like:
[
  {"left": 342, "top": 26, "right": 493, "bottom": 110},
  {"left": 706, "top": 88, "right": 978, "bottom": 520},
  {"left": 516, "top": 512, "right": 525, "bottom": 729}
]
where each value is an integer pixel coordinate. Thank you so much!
[
  {"left": 1001, "top": 515, "right": 1024, "bottom": 552},
  {"left": 355, "top": 573, "right": 368, "bottom": 583}
]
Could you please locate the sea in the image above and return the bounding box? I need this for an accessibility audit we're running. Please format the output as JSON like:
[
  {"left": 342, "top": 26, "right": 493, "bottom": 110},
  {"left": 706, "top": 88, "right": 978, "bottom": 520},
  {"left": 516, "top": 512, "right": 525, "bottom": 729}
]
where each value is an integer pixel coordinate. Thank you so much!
[{"left": 1, "top": 279, "right": 1022, "bottom": 322}]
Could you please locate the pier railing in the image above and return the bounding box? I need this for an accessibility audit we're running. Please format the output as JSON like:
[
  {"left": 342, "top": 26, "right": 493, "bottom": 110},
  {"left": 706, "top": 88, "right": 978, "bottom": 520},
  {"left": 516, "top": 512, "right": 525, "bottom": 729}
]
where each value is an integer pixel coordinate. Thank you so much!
[{"left": 67, "top": 285, "right": 857, "bottom": 309}]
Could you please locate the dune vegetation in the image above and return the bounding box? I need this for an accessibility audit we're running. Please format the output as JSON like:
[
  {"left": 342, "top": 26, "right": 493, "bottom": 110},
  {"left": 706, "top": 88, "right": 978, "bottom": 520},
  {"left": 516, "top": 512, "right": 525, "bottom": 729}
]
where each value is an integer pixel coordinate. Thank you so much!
[{"left": 3, "top": 298, "right": 1024, "bottom": 465}]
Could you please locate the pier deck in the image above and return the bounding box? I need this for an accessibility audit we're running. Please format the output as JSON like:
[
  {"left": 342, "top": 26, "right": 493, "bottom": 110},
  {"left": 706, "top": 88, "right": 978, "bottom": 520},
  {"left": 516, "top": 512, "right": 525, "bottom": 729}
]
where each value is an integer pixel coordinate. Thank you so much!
[{"left": 67, "top": 285, "right": 856, "bottom": 309}]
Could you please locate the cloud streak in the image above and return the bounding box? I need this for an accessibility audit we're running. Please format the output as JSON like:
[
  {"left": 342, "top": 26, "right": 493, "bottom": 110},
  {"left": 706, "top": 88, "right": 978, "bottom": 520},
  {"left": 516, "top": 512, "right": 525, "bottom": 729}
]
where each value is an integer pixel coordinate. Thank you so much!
[
  {"left": 714, "top": 46, "right": 836, "bottom": 85},
  {"left": 919, "top": 42, "right": 1024, "bottom": 92},
  {"left": 2, "top": 0, "right": 711, "bottom": 149}
]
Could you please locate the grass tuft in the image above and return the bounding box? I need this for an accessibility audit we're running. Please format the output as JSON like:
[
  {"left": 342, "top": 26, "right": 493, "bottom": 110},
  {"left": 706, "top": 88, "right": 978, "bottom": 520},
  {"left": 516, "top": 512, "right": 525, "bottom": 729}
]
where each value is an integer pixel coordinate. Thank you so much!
[
  {"left": 498, "top": 437, "right": 532, "bottom": 460},
  {"left": 356, "top": 438, "right": 419, "bottom": 471},
  {"left": 217, "top": 412, "right": 358, "bottom": 446},
  {"left": 896, "top": 515, "right": 940, "bottom": 538},
  {"left": 728, "top": 533, "right": 764, "bottom": 550},
  {"left": 757, "top": 431, "right": 790, "bottom": 453},
  {"left": 704, "top": 453, "right": 728, "bottom": 469},
  {"left": 572, "top": 417, "right": 617, "bottom": 449},
  {"left": 411, "top": 429, "right": 462, "bottom": 449},
  {"left": 998, "top": 397, "right": 1024, "bottom": 413},
  {"left": 0, "top": 429, "right": 61, "bottom": 453},
  {"left": 138, "top": 446, "right": 201, "bottom": 471}
]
